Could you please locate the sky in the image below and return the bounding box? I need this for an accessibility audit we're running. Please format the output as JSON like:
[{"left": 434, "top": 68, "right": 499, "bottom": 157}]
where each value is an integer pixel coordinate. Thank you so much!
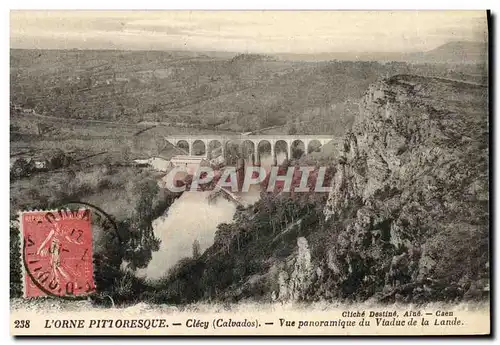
[{"left": 10, "top": 10, "right": 488, "bottom": 54}]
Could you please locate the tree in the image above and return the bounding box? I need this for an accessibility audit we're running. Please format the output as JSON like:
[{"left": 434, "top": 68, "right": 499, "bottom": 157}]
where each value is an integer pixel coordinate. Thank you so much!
[
  {"left": 122, "top": 180, "right": 162, "bottom": 271},
  {"left": 192, "top": 239, "right": 201, "bottom": 259},
  {"left": 10, "top": 158, "right": 35, "bottom": 179},
  {"left": 49, "top": 150, "right": 73, "bottom": 169},
  {"left": 287, "top": 123, "right": 297, "bottom": 135},
  {"left": 10, "top": 221, "right": 22, "bottom": 298}
]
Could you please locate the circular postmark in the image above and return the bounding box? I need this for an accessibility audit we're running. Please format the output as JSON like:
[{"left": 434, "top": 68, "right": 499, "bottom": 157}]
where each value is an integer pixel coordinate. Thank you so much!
[{"left": 22, "top": 201, "right": 122, "bottom": 300}]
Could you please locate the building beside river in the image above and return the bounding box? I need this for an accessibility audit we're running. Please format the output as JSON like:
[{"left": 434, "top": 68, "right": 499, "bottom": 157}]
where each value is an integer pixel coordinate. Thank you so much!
[{"left": 169, "top": 155, "right": 210, "bottom": 175}]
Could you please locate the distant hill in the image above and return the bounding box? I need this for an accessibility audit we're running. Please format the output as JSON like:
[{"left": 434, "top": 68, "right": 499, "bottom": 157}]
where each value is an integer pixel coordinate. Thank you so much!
[
  {"left": 408, "top": 41, "right": 487, "bottom": 64},
  {"left": 10, "top": 47, "right": 487, "bottom": 135},
  {"left": 274, "top": 41, "right": 487, "bottom": 64}
]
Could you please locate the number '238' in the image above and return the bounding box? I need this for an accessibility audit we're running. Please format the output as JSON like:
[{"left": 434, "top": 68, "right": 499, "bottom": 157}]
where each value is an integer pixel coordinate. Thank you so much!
[{"left": 14, "top": 320, "right": 30, "bottom": 328}]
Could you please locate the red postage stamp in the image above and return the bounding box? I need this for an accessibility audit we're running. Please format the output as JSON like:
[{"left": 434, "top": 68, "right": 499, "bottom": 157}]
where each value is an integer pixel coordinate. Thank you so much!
[{"left": 21, "top": 209, "right": 95, "bottom": 298}]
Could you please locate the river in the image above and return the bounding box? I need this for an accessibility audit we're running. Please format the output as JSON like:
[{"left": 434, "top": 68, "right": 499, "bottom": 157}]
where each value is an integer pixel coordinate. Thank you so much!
[{"left": 137, "top": 152, "right": 285, "bottom": 280}]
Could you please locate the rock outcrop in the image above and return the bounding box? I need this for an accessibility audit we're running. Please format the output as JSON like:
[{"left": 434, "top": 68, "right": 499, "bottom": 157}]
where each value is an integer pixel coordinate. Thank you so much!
[
  {"left": 277, "top": 237, "right": 314, "bottom": 301},
  {"left": 322, "top": 75, "right": 489, "bottom": 302}
]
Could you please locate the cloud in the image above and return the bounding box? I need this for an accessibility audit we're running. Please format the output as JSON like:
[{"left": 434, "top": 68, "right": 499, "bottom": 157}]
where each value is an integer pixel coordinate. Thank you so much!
[{"left": 10, "top": 10, "right": 488, "bottom": 53}]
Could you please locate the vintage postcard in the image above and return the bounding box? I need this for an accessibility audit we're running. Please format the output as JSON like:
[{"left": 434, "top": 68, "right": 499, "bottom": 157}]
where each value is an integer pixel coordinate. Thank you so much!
[{"left": 10, "top": 10, "right": 490, "bottom": 336}]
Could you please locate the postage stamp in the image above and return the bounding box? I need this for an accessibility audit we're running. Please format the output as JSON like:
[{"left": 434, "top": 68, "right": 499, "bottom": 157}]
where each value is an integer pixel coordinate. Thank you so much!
[
  {"left": 21, "top": 209, "right": 95, "bottom": 298},
  {"left": 9, "top": 10, "right": 490, "bottom": 337}
]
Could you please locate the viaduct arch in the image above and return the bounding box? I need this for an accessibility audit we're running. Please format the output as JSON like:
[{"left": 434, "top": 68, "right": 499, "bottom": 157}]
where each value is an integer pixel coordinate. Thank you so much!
[{"left": 165, "top": 135, "right": 335, "bottom": 164}]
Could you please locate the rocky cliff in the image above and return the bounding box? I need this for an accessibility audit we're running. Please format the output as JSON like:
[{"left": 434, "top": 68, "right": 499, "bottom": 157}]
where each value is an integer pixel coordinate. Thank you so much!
[{"left": 321, "top": 75, "right": 489, "bottom": 302}]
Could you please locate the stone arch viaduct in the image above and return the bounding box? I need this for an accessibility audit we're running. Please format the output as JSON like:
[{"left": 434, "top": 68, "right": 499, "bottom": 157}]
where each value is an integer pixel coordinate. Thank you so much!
[{"left": 165, "top": 135, "right": 335, "bottom": 164}]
